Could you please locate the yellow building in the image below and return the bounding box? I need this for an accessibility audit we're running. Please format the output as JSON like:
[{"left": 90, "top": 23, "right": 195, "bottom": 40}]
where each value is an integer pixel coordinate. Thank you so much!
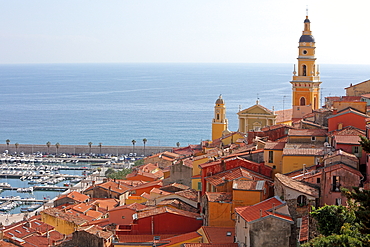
[
  {"left": 238, "top": 100, "right": 276, "bottom": 133},
  {"left": 345, "top": 79, "right": 370, "bottom": 96},
  {"left": 191, "top": 155, "right": 211, "bottom": 191},
  {"left": 264, "top": 142, "right": 286, "bottom": 177},
  {"left": 212, "top": 95, "right": 228, "bottom": 141},
  {"left": 290, "top": 14, "right": 322, "bottom": 121},
  {"left": 41, "top": 208, "right": 89, "bottom": 235}
]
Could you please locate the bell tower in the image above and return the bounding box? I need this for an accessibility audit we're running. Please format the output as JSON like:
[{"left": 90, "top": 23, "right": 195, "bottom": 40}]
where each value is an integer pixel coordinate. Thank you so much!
[
  {"left": 290, "top": 13, "right": 322, "bottom": 121},
  {"left": 212, "top": 95, "right": 228, "bottom": 140}
]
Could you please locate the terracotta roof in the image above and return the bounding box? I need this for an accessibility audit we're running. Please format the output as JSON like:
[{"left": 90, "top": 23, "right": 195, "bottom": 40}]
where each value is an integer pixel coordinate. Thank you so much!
[
  {"left": 275, "top": 173, "right": 319, "bottom": 197},
  {"left": 42, "top": 208, "right": 89, "bottom": 225},
  {"left": 288, "top": 129, "right": 327, "bottom": 137},
  {"left": 117, "top": 234, "right": 175, "bottom": 243},
  {"left": 205, "top": 167, "right": 271, "bottom": 187},
  {"left": 199, "top": 226, "right": 235, "bottom": 243},
  {"left": 136, "top": 206, "right": 200, "bottom": 219},
  {"left": 283, "top": 148, "right": 324, "bottom": 156},
  {"left": 160, "top": 182, "right": 190, "bottom": 192},
  {"left": 235, "top": 196, "right": 293, "bottom": 223},
  {"left": 71, "top": 203, "right": 92, "bottom": 214},
  {"left": 157, "top": 199, "right": 198, "bottom": 213},
  {"left": 323, "top": 149, "right": 358, "bottom": 160},
  {"left": 86, "top": 209, "right": 103, "bottom": 219},
  {"left": 56, "top": 191, "right": 89, "bottom": 203},
  {"left": 0, "top": 240, "right": 18, "bottom": 246},
  {"left": 129, "top": 180, "right": 163, "bottom": 191},
  {"left": 109, "top": 202, "right": 147, "bottom": 212},
  {"left": 77, "top": 225, "right": 113, "bottom": 239},
  {"left": 95, "top": 181, "right": 132, "bottom": 194},
  {"left": 329, "top": 126, "right": 365, "bottom": 136},
  {"left": 264, "top": 141, "right": 286, "bottom": 150},
  {"left": 126, "top": 170, "right": 159, "bottom": 180},
  {"left": 334, "top": 135, "right": 361, "bottom": 145},
  {"left": 174, "top": 189, "right": 199, "bottom": 202},
  {"left": 275, "top": 109, "right": 293, "bottom": 123},
  {"left": 150, "top": 187, "right": 172, "bottom": 196},
  {"left": 184, "top": 244, "right": 238, "bottom": 247},
  {"left": 205, "top": 192, "right": 232, "bottom": 203},
  {"left": 329, "top": 107, "right": 368, "bottom": 118},
  {"left": 92, "top": 198, "right": 119, "bottom": 210},
  {"left": 233, "top": 180, "right": 266, "bottom": 191},
  {"left": 138, "top": 163, "right": 159, "bottom": 173},
  {"left": 161, "top": 231, "right": 201, "bottom": 246}
]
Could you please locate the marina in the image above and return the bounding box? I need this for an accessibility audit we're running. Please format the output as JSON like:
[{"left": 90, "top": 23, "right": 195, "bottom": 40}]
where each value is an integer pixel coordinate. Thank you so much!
[{"left": 0, "top": 158, "right": 101, "bottom": 214}]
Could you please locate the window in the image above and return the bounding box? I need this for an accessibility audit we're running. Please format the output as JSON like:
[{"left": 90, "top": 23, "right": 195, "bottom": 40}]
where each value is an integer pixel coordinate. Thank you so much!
[
  {"left": 122, "top": 216, "right": 125, "bottom": 219},
  {"left": 354, "top": 146, "right": 359, "bottom": 154},
  {"left": 297, "top": 218, "right": 302, "bottom": 228},
  {"left": 300, "top": 97, "right": 306, "bottom": 106},
  {"left": 197, "top": 182, "right": 202, "bottom": 191},
  {"left": 303, "top": 65, "right": 307, "bottom": 76},
  {"left": 268, "top": 151, "right": 273, "bottom": 163},
  {"left": 297, "top": 195, "right": 307, "bottom": 207},
  {"left": 316, "top": 178, "right": 321, "bottom": 184},
  {"left": 311, "top": 136, "right": 316, "bottom": 141},
  {"left": 332, "top": 176, "right": 341, "bottom": 192},
  {"left": 217, "top": 114, "right": 220, "bottom": 120},
  {"left": 336, "top": 198, "right": 342, "bottom": 205}
]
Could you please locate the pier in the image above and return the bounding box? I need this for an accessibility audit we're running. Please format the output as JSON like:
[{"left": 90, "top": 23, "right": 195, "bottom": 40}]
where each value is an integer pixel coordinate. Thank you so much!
[{"left": 0, "top": 197, "right": 47, "bottom": 203}]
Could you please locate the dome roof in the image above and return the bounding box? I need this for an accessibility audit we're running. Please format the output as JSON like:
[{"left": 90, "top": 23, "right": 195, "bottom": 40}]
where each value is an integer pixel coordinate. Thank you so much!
[
  {"left": 299, "top": 35, "right": 315, "bottom": 43},
  {"left": 215, "top": 95, "right": 224, "bottom": 104},
  {"left": 304, "top": 18, "right": 310, "bottom": 23}
]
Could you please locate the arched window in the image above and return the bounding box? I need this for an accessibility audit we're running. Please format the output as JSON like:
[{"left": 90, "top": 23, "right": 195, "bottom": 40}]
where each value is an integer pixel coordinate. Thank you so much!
[
  {"left": 300, "top": 97, "right": 306, "bottom": 106},
  {"left": 253, "top": 122, "right": 262, "bottom": 131},
  {"left": 297, "top": 195, "right": 307, "bottom": 207},
  {"left": 216, "top": 114, "right": 220, "bottom": 120},
  {"left": 302, "top": 65, "right": 307, "bottom": 76}
]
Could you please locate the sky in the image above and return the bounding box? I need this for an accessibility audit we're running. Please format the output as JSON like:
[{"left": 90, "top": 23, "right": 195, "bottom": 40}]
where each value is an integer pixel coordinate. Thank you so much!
[{"left": 0, "top": 0, "right": 369, "bottom": 64}]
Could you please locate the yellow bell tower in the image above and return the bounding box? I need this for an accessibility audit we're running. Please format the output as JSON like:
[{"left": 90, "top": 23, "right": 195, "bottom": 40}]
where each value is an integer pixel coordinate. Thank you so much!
[
  {"left": 212, "top": 95, "right": 228, "bottom": 140},
  {"left": 290, "top": 13, "right": 322, "bottom": 121}
]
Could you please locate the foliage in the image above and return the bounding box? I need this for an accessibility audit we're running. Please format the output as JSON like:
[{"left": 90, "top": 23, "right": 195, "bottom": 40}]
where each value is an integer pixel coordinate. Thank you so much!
[
  {"left": 105, "top": 167, "right": 132, "bottom": 180},
  {"left": 133, "top": 159, "right": 144, "bottom": 167},
  {"left": 359, "top": 135, "right": 370, "bottom": 153},
  {"left": 302, "top": 223, "right": 370, "bottom": 247},
  {"left": 342, "top": 187, "right": 370, "bottom": 234},
  {"left": 304, "top": 187, "right": 370, "bottom": 246},
  {"left": 310, "top": 205, "right": 356, "bottom": 236}
]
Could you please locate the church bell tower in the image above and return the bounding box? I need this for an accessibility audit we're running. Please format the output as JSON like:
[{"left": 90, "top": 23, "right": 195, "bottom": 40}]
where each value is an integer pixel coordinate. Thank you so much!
[
  {"left": 212, "top": 95, "right": 228, "bottom": 140},
  {"left": 290, "top": 13, "right": 322, "bottom": 121}
]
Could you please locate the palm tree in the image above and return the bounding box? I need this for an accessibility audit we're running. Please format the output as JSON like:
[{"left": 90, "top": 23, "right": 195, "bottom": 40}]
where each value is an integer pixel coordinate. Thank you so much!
[
  {"left": 88, "top": 142, "right": 93, "bottom": 154},
  {"left": 15, "top": 143, "right": 19, "bottom": 155},
  {"left": 131, "top": 140, "right": 136, "bottom": 154},
  {"left": 98, "top": 143, "right": 102, "bottom": 154},
  {"left": 46, "top": 141, "right": 51, "bottom": 154},
  {"left": 176, "top": 142, "right": 180, "bottom": 148},
  {"left": 143, "top": 138, "right": 147, "bottom": 156},
  {"left": 5, "top": 139, "right": 10, "bottom": 149},
  {"left": 55, "top": 143, "right": 60, "bottom": 155}
]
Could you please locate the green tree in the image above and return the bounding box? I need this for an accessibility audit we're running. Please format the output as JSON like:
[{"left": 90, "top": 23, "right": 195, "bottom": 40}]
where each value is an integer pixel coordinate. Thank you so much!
[
  {"left": 98, "top": 143, "right": 102, "bottom": 154},
  {"left": 143, "top": 138, "right": 147, "bottom": 156},
  {"left": 134, "top": 159, "right": 144, "bottom": 167},
  {"left": 176, "top": 142, "right": 180, "bottom": 147},
  {"left": 310, "top": 204, "right": 355, "bottom": 236},
  {"left": 55, "top": 143, "right": 60, "bottom": 155},
  {"left": 131, "top": 140, "right": 136, "bottom": 153},
  {"left": 343, "top": 187, "right": 370, "bottom": 234},
  {"left": 359, "top": 135, "right": 370, "bottom": 153},
  {"left": 88, "top": 142, "right": 93, "bottom": 154},
  {"left": 105, "top": 167, "right": 132, "bottom": 180},
  {"left": 46, "top": 141, "right": 51, "bottom": 154},
  {"left": 5, "top": 139, "right": 10, "bottom": 148}
]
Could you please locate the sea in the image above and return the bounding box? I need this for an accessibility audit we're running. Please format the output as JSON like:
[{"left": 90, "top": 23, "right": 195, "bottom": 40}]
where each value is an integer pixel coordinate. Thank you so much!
[{"left": 0, "top": 63, "right": 369, "bottom": 147}]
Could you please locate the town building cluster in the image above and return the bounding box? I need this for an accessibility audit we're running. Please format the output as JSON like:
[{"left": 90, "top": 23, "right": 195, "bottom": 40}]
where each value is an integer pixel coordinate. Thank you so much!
[{"left": 1, "top": 14, "right": 370, "bottom": 247}]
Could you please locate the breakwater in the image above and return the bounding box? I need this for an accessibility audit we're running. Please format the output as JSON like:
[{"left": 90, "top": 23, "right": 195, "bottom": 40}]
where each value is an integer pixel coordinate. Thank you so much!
[{"left": 0, "top": 144, "right": 173, "bottom": 156}]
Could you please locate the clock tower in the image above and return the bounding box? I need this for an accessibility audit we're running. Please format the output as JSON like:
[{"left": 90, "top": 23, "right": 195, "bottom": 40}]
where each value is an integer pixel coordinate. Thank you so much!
[{"left": 290, "top": 14, "right": 322, "bottom": 121}]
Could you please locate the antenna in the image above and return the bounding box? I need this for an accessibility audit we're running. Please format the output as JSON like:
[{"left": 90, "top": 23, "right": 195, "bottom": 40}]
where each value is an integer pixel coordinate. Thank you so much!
[{"left": 306, "top": 6, "right": 308, "bottom": 17}]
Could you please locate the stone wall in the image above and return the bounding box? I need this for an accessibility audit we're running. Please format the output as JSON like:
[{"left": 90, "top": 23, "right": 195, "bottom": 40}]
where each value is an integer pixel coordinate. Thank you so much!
[{"left": 0, "top": 144, "right": 172, "bottom": 156}]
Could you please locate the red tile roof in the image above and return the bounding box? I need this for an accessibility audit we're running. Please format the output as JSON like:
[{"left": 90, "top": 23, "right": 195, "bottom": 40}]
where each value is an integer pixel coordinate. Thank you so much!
[
  {"left": 174, "top": 189, "right": 199, "bottom": 202},
  {"left": 78, "top": 225, "right": 113, "bottom": 239},
  {"left": 275, "top": 173, "right": 319, "bottom": 197},
  {"left": 288, "top": 129, "right": 327, "bottom": 137},
  {"left": 299, "top": 215, "right": 309, "bottom": 242},
  {"left": 235, "top": 196, "right": 293, "bottom": 223},
  {"left": 117, "top": 234, "right": 175, "bottom": 243},
  {"left": 283, "top": 148, "right": 324, "bottom": 156},
  {"left": 334, "top": 135, "right": 361, "bottom": 145},
  {"left": 161, "top": 231, "right": 201, "bottom": 246},
  {"left": 56, "top": 191, "right": 89, "bottom": 203},
  {"left": 199, "top": 226, "right": 235, "bottom": 243},
  {"left": 42, "top": 208, "right": 89, "bottom": 225},
  {"left": 184, "top": 244, "right": 238, "bottom": 247},
  {"left": 205, "top": 167, "right": 271, "bottom": 187},
  {"left": 232, "top": 180, "right": 266, "bottom": 191},
  {"left": 136, "top": 206, "right": 200, "bottom": 220},
  {"left": 205, "top": 192, "right": 232, "bottom": 203},
  {"left": 264, "top": 141, "right": 286, "bottom": 150},
  {"left": 109, "top": 202, "right": 147, "bottom": 212}
]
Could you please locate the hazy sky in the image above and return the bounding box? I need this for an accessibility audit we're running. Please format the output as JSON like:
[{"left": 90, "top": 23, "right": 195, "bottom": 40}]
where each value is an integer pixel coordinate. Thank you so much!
[{"left": 1, "top": 0, "right": 369, "bottom": 64}]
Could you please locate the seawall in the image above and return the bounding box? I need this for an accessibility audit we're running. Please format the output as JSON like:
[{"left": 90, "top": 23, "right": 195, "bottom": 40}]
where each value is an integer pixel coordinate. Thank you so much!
[{"left": 0, "top": 144, "right": 173, "bottom": 156}]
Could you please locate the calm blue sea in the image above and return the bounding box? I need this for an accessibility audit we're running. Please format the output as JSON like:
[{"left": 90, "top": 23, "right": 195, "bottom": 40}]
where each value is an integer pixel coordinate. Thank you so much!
[{"left": 0, "top": 63, "right": 369, "bottom": 147}]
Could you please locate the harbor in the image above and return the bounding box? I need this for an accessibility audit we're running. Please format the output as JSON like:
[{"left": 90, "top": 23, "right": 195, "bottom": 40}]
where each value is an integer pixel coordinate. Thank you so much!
[{"left": 0, "top": 159, "right": 103, "bottom": 215}]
